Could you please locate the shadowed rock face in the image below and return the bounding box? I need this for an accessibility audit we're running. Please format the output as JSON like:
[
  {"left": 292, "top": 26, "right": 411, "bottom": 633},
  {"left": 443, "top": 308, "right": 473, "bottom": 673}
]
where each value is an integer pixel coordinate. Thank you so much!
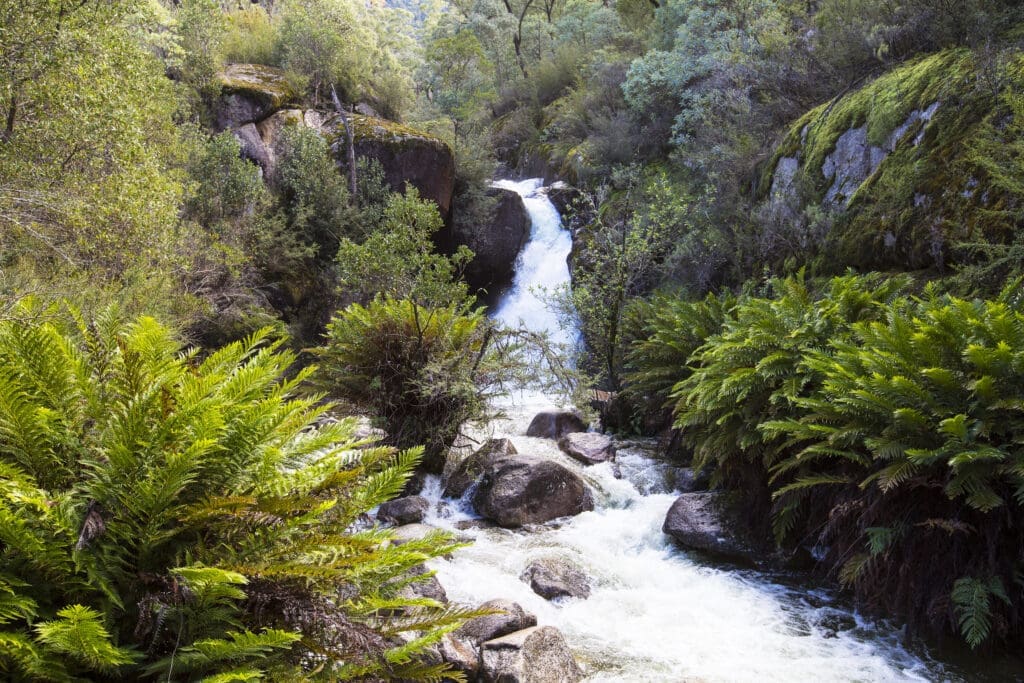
[
  {"left": 455, "top": 186, "right": 530, "bottom": 299},
  {"left": 329, "top": 114, "right": 455, "bottom": 221},
  {"left": 662, "top": 492, "right": 765, "bottom": 566},
  {"left": 472, "top": 455, "right": 594, "bottom": 527},
  {"left": 525, "top": 411, "right": 587, "bottom": 439}
]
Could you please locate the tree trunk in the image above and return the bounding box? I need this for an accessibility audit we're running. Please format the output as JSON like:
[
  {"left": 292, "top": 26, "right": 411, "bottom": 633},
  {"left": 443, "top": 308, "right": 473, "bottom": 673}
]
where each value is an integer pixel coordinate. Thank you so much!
[{"left": 331, "top": 85, "right": 358, "bottom": 202}]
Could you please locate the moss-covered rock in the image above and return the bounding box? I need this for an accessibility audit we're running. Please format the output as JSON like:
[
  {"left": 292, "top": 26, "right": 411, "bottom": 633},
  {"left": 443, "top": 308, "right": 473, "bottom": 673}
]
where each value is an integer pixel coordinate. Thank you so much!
[
  {"left": 328, "top": 114, "right": 455, "bottom": 220},
  {"left": 215, "top": 64, "right": 299, "bottom": 131},
  {"left": 761, "top": 47, "right": 1024, "bottom": 271}
]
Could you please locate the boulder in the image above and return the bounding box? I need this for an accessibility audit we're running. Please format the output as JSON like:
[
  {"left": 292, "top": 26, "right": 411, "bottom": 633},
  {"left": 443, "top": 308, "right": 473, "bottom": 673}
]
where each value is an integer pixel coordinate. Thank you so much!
[
  {"left": 525, "top": 411, "right": 587, "bottom": 439},
  {"left": 232, "top": 123, "right": 270, "bottom": 173},
  {"left": 438, "top": 633, "right": 480, "bottom": 677},
  {"left": 543, "top": 182, "right": 594, "bottom": 236},
  {"left": 454, "top": 186, "right": 530, "bottom": 297},
  {"left": 520, "top": 558, "right": 591, "bottom": 600},
  {"left": 399, "top": 563, "right": 448, "bottom": 604},
  {"left": 480, "top": 626, "right": 583, "bottom": 683},
  {"left": 662, "top": 492, "right": 764, "bottom": 566},
  {"left": 377, "top": 495, "right": 429, "bottom": 525},
  {"left": 330, "top": 114, "right": 455, "bottom": 221},
  {"left": 255, "top": 108, "right": 306, "bottom": 179},
  {"left": 455, "top": 599, "right": 537, "bottom": 646},
  {"left": 444, "top": 438, "right": 518, "bottom": 499},
  {"left": 472, "top": 455, "right": 594, "bottom": 527},
  {"left": 215, "top": 63, "right": 297, "bottom": 131},
  {"left": 557, "top": 432, "right": 615, "bottom": 465},
  {"left": 389, "top": 523, "right": 439, "bottom": 544}
]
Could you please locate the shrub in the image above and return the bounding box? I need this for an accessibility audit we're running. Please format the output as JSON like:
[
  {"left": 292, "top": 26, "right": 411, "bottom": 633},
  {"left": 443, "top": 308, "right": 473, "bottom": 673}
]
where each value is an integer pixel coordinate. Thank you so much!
[
  {"left": 317, "top": 298, "right": 514, "bottom": 473},
  {"left": 621, "top": 290, "right": 735, "bottom": 433},
  {"left": 764, "top": 282, "right": 1024, "bottom": 647},
  {"left": 0, "top": 301, "right": 471, "bottom": 680},
  {"left": 673, "top": 273, "right": 909, "bottom": 517}
]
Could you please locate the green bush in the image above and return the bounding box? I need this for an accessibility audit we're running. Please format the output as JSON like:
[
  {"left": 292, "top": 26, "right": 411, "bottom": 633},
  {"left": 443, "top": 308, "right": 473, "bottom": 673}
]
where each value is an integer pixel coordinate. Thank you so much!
[
  {"left": 621, "top": 290, "right": 735, "bottom": 433},
  {"left": 673, "top": 273, "right": 909, "bottom": 505},
  {"left": 0, "top": 301, "right": 471, "bottom": 680},
  {"left": 764, "top": 283, "right": 1024, "bottom": 647},
  {"left": 317, "top": 298, "right": 514, "bottom": 473}
]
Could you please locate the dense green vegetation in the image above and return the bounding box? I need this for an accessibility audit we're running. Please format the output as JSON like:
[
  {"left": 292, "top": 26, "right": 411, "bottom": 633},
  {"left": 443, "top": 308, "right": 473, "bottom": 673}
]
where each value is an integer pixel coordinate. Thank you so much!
[
  {"left": 4, "top": 0, "right": 1024, "bottom": 665},
  {"left": 0, "top": 301, "right": 473, "bottom": 680},
  {"left": 622, "top": 275, "right": 1024, "bottom": 647}
]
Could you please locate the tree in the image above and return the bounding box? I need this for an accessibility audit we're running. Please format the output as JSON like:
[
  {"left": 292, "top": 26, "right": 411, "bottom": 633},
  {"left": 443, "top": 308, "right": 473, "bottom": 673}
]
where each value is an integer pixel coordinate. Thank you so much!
[
  {"left": 0, "top": 0, "right": 186, "bottom": 280},
  {"left": 335, "top": 188, "right": 472, "bottom": 308}
]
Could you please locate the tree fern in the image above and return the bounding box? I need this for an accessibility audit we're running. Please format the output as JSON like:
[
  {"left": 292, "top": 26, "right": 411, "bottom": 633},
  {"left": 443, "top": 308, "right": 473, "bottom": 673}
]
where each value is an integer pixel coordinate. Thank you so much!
[{"left": 0, "top": 300, "right": 471, "bottom": 680}]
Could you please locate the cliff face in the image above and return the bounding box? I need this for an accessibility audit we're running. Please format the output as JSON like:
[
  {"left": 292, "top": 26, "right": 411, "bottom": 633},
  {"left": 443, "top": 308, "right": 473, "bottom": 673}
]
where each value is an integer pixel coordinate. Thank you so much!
[{"left": 761, "top": 48, "right": 1024, "bottom": 271}]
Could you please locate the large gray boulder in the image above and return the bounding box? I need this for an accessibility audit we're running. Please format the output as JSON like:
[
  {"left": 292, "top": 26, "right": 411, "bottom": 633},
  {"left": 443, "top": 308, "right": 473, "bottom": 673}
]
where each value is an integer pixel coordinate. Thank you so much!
[
  {"left": 398, "top": 563, "right": 448, "bottom": 605},
  {"left": 480, "top": 626, "right": 583, "bottom": 683},
  {"left": 472, "top": 455, "right": 594, "bottom": 527},
  {"left": 331, "top": 114, "right": 456, "bottom": 221},
  {"left": 520, "top": 558, "right": 591, "bottom": 600},
  {"left": 456, "top": 186, "right": 530, "bottom": 297},
  {"left": 455, "top": 599, "right": 537, "bottom": 646},
  {"left": 557, "top": 432, "right": 615, "bottom": 465},
  {"left": 444, "top": 438, "right": 518, "bottom": 499},
  {"left": 215, "top": 63, "right": 297, "bottom": 131},
  {"left": 232, "top": 123, "right": 271, "bottom": 173},
  {"left": 662, "top": 492, "right": 763, "bottom": 566},
  {"left": 525, "top": 411, "right": 587, "bottom": 439},
  {"left": 377, "top": 495, "right": 429, "bottom": 525}
]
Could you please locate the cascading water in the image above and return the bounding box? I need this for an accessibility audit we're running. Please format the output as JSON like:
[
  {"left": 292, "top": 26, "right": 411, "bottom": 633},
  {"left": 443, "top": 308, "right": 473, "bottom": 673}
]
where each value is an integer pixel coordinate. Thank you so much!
[
  {"left": 491, "top": 178, "right": 578, "bottom": 347},
  {"left": 421, "top": 178, "right": 952, "bottom": 681}
]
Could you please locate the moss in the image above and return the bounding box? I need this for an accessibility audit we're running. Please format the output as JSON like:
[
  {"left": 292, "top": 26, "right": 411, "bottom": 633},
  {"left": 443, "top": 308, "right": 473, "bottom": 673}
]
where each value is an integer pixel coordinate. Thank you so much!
[
  {"left": 763, "top": 47, "right": 1024, "bottom": 272},
  {"left": 332, "top": 114, "right": 452, "bottom": 157},
  {"left": 218, "top": 63, "right": 297, "bottom": 108}
]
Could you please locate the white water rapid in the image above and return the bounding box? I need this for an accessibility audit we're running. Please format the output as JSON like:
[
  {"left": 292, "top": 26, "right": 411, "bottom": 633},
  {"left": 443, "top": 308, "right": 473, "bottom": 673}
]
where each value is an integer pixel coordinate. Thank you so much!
[
  {"left": 421, "top": 178, "right": 951, "bottom": 682},
  {"left": 491, "top": 178, "right": 578, "bottom": 347}
]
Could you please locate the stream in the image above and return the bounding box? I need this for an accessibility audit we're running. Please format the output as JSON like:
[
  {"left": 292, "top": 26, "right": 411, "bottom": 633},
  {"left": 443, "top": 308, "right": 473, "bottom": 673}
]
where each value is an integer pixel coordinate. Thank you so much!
[{"left": 422, "top": 178, "right": 972, "bottom": 681}]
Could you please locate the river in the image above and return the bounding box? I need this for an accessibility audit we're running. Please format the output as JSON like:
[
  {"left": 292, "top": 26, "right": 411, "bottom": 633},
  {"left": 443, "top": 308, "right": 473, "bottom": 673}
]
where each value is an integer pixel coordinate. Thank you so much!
[{"left": 422, "top": 178, "right": 977, "bottom": 682}]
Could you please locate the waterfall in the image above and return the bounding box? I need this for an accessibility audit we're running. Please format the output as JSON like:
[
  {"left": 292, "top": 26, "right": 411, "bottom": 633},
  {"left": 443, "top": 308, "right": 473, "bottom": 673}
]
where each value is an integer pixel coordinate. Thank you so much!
[
  {"left": 491, "top": 178, "right": 579, "bottom": 347},
  {"left": 419, "top": 178, "right": 955, "bottom": 682}
]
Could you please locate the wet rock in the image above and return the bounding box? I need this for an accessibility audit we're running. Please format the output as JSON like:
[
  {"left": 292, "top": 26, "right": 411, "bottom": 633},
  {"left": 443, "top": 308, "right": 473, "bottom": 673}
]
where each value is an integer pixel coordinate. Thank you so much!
[
  {"left": 444, "top": 438, "right": 518, "bottom": 498},
  {"left": 674, "top": 467, "right": 710, "bottom": 493},
  {"left": 520, "top": 558, "right": 591, "bottom": 600},
  {"left": 525, "top": 411, "right": 587, "bottom": 439},
  {"left": 399, "top": 563, "right": 448, "bottom": 604},
  {"left": 454, "top": 186, "right": 529, "bottom": 297},
  {"left": 480, "top": 626, "right": 583, "bottom": 683},
  {"left": 456, "top": 599, "right": 537, "bottom": 645},
  {"left": 543, "top": 182, "right": 594, "bottom": 236},
  {"left": 557, "top": 432, "right": 615, "bottom": 465},
  {"left": 215, "top": 63, "right": 297, "bottom": 131},
  {"left": 472, "top": 455, "right": 594, "bottom": 527},
  {"left": 662, "top": 492, "right": 764, "bottom": 566},
  {"left": 377, "top": 495, "right": 429, "bottom": 525}
]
